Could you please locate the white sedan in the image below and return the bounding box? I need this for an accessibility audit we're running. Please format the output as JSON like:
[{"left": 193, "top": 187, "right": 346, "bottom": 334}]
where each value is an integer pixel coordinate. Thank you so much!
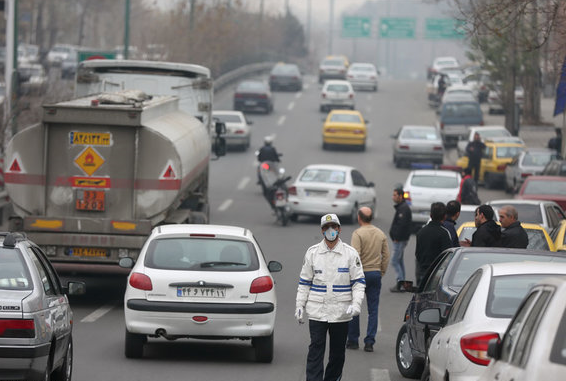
[
  {"left": 424, "top": 261, "right": 566, "bottom": 381},
  {"left": 320, "top": 80, "right": 355, "bottom": 112},
  {"left": 288, "top": 164, "right": 376, "bottom": 224},
  {"left": 120, "top": 224, "right": 282, "bottom": 362},
  {"left": 403, "top": 170, "right": 461, "bottom": 225},
  {"left": 346, "top": 62, "right": 378, "bottom": 91},
  {"left": 212, "top": 110, "right": 252, "bottom": 150}
]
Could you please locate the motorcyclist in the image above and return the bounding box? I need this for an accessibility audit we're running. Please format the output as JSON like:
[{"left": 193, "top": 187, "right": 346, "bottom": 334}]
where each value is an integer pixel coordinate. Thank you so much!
[{"left": 257, "top": 135, "right": 280, "bottom": 162}]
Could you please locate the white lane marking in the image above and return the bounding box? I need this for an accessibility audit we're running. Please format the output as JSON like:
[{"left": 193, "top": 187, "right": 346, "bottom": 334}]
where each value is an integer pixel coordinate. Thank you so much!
[
  {"left": 371, "top": 368, "right": 391, "bottom": 381},
  {"left": 218, "top": 199, "right": 233, "bottom": 212},
  {"left": 277, "top": 115, "right": 286, "bottom": 126},
  {"left": 367, "top": 94, "right": 372, "bottom": 101},
  {"left": 81, "top": 305, "right": 114, "bottom": 323},
  {"left": 288, "top": 102, "right": 295, "bottom": 111},
  {"left": 295, "top": 92, "right": 303, "bottom": 99},
  {"left": 238, "top": 177, "right": 250, "bottom": 190}
]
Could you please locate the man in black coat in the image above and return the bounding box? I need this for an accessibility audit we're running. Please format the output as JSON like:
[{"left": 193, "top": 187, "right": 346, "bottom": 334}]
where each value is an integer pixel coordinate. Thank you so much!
[
  {"left": 442, "top": 200, "right": 461, "bottom": 247},
  {"left": 465, "top": 133, "right": 486, "bottom": 183},
  {"left": 415, "top": 202, "right": 452, "bottom": 286},
  {"left": 465, "top": 205, "right": 501, "bottom": 247},
  {"left": 389, "top": 186, "right": 412, "bottom": 292},
  {"left": 498, "top": 205, "right": 529, "bottom": 248}
]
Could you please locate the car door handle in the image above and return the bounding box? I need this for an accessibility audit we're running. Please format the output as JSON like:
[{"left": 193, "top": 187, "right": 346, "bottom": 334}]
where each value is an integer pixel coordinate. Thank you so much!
[{"left": 446, "top": 338, "right": 450, "bottom": 344}]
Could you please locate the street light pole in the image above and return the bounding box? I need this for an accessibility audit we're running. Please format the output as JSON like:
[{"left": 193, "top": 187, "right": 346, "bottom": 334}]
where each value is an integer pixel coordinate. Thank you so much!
[
  {"left": 124, "top": 0, "right": 130, "bottom": 59},
  {"left": 306, "top": 0, "right": 311, "bottom": 51},
  {"left": 328, "top": 0, "right": 334, "bottom": 55}
]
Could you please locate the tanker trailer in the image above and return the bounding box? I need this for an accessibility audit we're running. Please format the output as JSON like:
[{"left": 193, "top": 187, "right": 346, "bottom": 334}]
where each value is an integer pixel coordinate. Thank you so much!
[{"left": 4, "top": 91, "right": 220, "bottom": 273}]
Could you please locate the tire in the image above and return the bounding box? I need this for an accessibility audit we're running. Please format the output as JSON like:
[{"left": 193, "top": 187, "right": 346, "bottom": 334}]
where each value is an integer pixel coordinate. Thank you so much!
[
  {"left": 125, "top": 330, "right": 146, "bottom": 359},
  {"left": 322, "top": 142, "right": 328, "bottom": 150},
  {"left": 396, "top": 324, "right": 424, "bottom": 379},
  {"left": 52, "top": 338, "right": 72, "bottom": 381},
  {"left": 359, "top": 142, "right": 366, "bottom": 152},
  {"left": 253, "top": 332, "right": 274, "bottom": 363},
  {"left": 290, "top": 214, "right": 298, "bottom": 222},
  {"left": 320, "top": 105, "right": 325, "bottom": 112}
]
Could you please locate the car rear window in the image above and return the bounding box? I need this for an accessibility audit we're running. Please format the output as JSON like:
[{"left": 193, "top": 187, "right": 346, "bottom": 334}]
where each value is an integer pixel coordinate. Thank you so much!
[
  {"left": 523, "top": 179, "right": 566, "bottom": 196},
  {"left": 213, "top": 114, "right": 243, "bottom": 123},
  {"left": 500, "top": 204, "right": 542, "bottom": 224},
  {"left": 350, "top": 65, "right": 374, "bottom": 72},
  {"left": 145, "top": 238, "right": 259, "bottom": 272},
  {"left": 410, "top": 175, "right": 458, "bottom": 189},
  {"left": 326, "top": 84, "right": 350, "bottom": 92},
  {"left": 401, "top": 128, "right": 439, "bottom": 140},
  {"left": 496, "top": 146, "right": 524, "bottom": 158},
  {"left": 300, "top": 169, "right": 346, "bottom": 184},
  {"left": 442, "top": 103, "right": 481, "bottom": 117},
  {"left": 447, "top": 252, "right": 566, "bottom": 288},
  {"left": 487, "top": 274, "right": 560, "bottom": 318},
  {"left": 330, "top": 114, "right": 361, "bottom": 123},
  {"left": 272, "top": 65, "right": 299, "bottom": 75},
  {"left": 477, "top": 129, "right": 510, "bottom": 139},
  {"left": 323, "top": 59, "right": 344, "bottom": 66},
  {"left": 522, "top": 152, "right": 556, "bottom": 167},
  {"left": 0, "top": 248, "right": 32, "bottom": 290},
  {"left": 237, "top": 82, "right": 266, "bottom": 91}
]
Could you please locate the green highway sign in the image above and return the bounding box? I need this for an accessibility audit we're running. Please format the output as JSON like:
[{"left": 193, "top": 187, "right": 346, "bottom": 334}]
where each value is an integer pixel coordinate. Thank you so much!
[
  {"left": 379, "top": 17, "right": 416, "bottom": 39},
  {"left": 342, "top": 16, "right": 372, "bottom": 38},
  {"left": 77, "top": 50, "right": 116, "bottom": 62},
  {"left": 425, "top": 18, "right": 466, "bottom": 39}
]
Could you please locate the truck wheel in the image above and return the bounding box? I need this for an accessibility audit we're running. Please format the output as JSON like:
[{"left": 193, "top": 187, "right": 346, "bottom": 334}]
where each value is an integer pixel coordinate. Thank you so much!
[
  {"left": 396, "top": 324, "right": 424, "bottom": 379},
  {"left": 125, "top": 330, "right": 146, "bottom": 359},
  {"left": 252, "top": 332, "right": 274, "bottom": 363}
]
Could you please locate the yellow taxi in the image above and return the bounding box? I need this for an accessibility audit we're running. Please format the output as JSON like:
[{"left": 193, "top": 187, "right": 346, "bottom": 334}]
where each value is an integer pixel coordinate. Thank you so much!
[
  {"left": 551, "top": 220, "right": 566, "bottom": 252},
  {"left": 457, "top": 221, "right": 556, "bottom": 251},
  {"left": 322, "top": 109, "right": 367, "bottom": 151},
  {"left": 456, "top": 138, "right": 525, "bottom": 188}
]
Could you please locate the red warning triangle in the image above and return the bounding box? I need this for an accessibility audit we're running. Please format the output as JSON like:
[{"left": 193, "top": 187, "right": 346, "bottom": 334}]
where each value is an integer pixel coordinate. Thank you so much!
[
  {"left": 162, "top": 165, "right": 176, "bottom": 179},
  {"left": 9, "top": 159, "right": 21, "bottom": 172}
]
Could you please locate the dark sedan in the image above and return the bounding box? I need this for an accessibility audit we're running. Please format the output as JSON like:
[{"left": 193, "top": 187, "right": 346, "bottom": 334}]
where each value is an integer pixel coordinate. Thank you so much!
[
  {"left": 233, "top": 80, "right": 273, "bottom": 114},
  {"left": 395, "top": 247, "right": 566, "bottom": 379},
  {"left": 269, "top": 63, "right": 302, "bottom": 91}
]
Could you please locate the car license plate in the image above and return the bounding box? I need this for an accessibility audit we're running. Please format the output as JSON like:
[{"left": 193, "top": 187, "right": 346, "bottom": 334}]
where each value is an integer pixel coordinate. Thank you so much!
[
  {"left": 76, "top": 190, "right": 105, "bottom": 211},
  {"left": 306, "top": 190, "right": 327, "bottom": 197},
  {"left": 177, "top": 287, "right": 226, "bottom": 298},
  {"left": 331, "top": 99, "right": 344, "bottom": 104},
  {"left": 245, "top": 100, "right": 257, "bottom": 106},
  {"left": 275, "top": 199, "right": 287, "bottom": 207},
  {"left": 70, "top": 247, "right": 108, "bottom": 257}
]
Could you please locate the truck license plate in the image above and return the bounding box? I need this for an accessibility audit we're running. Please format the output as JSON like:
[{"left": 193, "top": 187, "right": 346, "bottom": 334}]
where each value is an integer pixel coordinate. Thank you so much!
[
  {"left": 70, "top": 247, "right": 108, "bottom": 257},
  {"left": 76, "top": 190, "right": 105, "bottom": 211},
  {"left": 177, "top": 287, "right": 226, "bottom": 298}
]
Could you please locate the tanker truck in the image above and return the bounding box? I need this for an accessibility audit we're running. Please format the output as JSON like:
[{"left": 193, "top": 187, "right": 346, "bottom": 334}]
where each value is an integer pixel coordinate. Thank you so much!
[{"left": 4, "top": 90, "right": 225, "bottom": 273}]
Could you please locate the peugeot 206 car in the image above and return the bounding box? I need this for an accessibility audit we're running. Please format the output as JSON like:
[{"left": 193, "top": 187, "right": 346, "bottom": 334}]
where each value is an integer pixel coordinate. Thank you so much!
[
  {"left": 120, "top": 224, "right": 282, "bottom": 363},
  {"left": 0, "top": 232, "right": 85, "bottom": 381}
]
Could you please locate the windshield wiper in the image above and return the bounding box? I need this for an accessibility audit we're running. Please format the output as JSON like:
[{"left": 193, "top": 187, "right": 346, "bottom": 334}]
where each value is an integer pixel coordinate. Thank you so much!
[{"left": 200, "top": 261, "right": 246, "bottom": 268}]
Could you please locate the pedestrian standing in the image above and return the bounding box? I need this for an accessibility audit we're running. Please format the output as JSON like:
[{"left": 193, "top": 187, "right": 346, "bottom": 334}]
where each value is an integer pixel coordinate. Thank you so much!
[
  {"left": 415, "top": 202, "right": 452, "bottom": 286},
  {"left": 498, "top": 205, "right": 529, "bottom": 248},
  {"left": 442, "top": 200, "right": 461, "bottom": 247},
  {"left": 465, "top": 133, "right": 486, "bottom": 183},
  {"left": 461, "top": 205, "right": 501, "bottom": 247},
  {"left": 346, "top": 207, "right": 390, "bottom": 353},
  {"left": 457, "top": 168, "right": 481, "bottom": 205},
  {"left": 389, "top": 185, "right": 412, "bottom": 292},
  {"left": 295, "top": 214, "right": 366, "bottom": 381}
]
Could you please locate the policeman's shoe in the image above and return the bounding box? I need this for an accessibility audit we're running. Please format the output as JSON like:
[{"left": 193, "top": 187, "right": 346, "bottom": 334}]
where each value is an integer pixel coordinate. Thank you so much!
[
  {"left": 364, "top": 343, "right": 373, "bottom": 352},
  {"left": 346, "top": 341, "right": 359, "bottom": 350},
  {"left": 389, "top": 284, "right": 402, "bottom": 293}
]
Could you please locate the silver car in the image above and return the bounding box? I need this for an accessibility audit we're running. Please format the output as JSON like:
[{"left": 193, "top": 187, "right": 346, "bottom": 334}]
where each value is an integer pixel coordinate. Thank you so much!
[
  {"left": 0, "top": 232, "right": 85, "bottom": 381},
  {"left": 392, "top": 125, "right": 444, "bottom": 168},
  {"left": 504, "top": 148, "right": 559, "bottom": 193},
  {"left": 346, "top": 62, "right": 378, "bottom": 91},
  {"left": 212, "top": 110, "right": 252, "bottom": 151},
  {"left": 320, "top": 80, "right": 355, "bottom": 112}
]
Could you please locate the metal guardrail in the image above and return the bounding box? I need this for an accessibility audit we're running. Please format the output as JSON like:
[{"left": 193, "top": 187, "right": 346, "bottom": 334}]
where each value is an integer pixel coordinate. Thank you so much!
[{"left": 213, "top": 62, "right": 275, "bottom": 93}]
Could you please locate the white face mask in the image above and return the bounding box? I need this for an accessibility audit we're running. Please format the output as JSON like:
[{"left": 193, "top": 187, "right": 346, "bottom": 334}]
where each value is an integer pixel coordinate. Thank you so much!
[{"left": 323, "top": 227, "right": 339, "bottom": 242}]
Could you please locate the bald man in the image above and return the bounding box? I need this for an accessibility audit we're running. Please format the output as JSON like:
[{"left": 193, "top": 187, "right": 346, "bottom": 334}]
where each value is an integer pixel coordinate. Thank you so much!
[
  {"left": 499, "top": 205, "right": 528, "bottom": 249},
  {"left": 346, "top": 207, "right": 390, "bottom": 352}
]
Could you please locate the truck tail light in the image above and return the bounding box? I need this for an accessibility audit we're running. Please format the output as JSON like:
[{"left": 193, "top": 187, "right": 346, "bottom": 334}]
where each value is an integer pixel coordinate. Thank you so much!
[
  {"left": 460, "top": 332, "right": 500, "bottom": 366},
  {"left": 250, "top": 276, "right": 273, "bottom": 293},
  {"left": 0, "top": 319, "right": 35, "bottom": 338},
  {"left": 129, "top": 272, "right": 153, "bottom": 291},
  {"left": 288, "top": 186, "right": 297, "bottom": 195},
  {"left": 336, "top": 189, "right": 350, "bottom": 198}
]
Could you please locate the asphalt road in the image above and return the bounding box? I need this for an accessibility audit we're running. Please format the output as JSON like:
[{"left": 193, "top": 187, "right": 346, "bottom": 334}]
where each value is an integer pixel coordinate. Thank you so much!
[{"left": 65, "top": 76, "right": 511, "bottom": 381}]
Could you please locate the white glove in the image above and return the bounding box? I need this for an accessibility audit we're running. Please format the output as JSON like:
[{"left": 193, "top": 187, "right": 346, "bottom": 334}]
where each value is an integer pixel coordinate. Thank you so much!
[
  {"left": 346, "top": 304, "right": 361, "bottom": 317},
  {"left": 295, "top": 307, "right": 305, "bottom": 324}
]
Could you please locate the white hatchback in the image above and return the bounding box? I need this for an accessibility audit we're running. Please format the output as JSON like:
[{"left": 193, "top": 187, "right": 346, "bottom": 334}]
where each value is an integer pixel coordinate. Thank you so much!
[
  {"left": 121, "top": 224, "right": 282, "bottom": 362},
  {"left": 320, "top": 80, "right": 355, "bottom": 112}
]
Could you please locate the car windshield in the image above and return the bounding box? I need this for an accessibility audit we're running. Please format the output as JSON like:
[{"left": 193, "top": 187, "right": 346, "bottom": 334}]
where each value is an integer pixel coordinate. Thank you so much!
[
  {"left": 522, "top": 152, "right": 556, "bottom": 167},
  {"left": 401, "top": 128, "right": 439, "bottom": 140},
  {"left": 326, "top": 84, "right": 349, "bottom": 92},
  {"left": 0, "top": 248, "right": 32, "bottom": 290},
  {"left": 145, "top": 238, "right": 259, "bottom": 271},
  {"left": 477, "top": 129, "right": 510, "bottom": 139},
  {"left": 214, "top": 114, "right": 243, "bottom": 123},
  {"left": 272, "top": 65, "right": 299, "bottom": 75},
  {"left": 458, "top": 226, "right": 549, "bottom": 251},
  {"left": 437, "top": 60, "right": 457, "bottom": 67},
  {"left": 523, "top": 179, "right": 566, "bottom": 196},
  {"left": 410, "top": 175, "right": 458, "bottom": 188},
  {"left": 350, "top": 65, "right": 374, "bottom": 72},
  {"left": 238, "top": 82, "right": 265, "bottom": 91},
  {"left": 323, "top": 59, "right": 344, "bottom": 66},
  {"left": 496, "top": 146, "right": 524, "bottom": 158},
  {"left": 330, "top": 114, "right": 361, "bottom": 123},
  {"left": 442, "top": 103, "right": 480, "bottom": 117},
  {"left": 487, "top": 274, "right": 559, "bottom": 318},
  {"left": 490, "top": 204, "right": 543, "bottom": 224},
  {"left": 300, "top": 169, "right": 346, "bottom": 184}
]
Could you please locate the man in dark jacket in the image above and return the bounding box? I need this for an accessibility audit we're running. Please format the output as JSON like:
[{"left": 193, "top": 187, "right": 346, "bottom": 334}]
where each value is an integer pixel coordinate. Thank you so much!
[
  {"left": 442, "top": 200, "right": 460, "bottom": 247},
  {"left": 498, "top": 205, "right": 529, "bottom": 248},
  {"left": 389, "top": 186, "right": 412, "bottom": 292},
  {"left": 465, "top": 133, "right": 486, "bottom": 183},
  {"left": 465, "top": 205, "right": 501, "bottom": 247},
  {"left": 458, "top": 168, "right": 481, "bottom": 205},
  {"left": 415, "top": 202, "right": 452, "bottom": 286}
]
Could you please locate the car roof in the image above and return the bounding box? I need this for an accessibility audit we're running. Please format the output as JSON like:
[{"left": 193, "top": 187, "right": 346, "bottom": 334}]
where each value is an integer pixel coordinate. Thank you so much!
[
  {"left": 523, "top": 148, "right": 558, "bottom": 153},
  {"left": 485, "top": 261, "right": 566, "bottom": 277},
  {"left": 485, "top": 140, "right": 525, "bottom": 147},
  {"left": 454, "top": 246, "right": 563, "bottom": 257},
  {"left": 409, "top": 170, "right": 459, "bottom": 177},
  {"left": 301, "top": 164, "right": 354, "bottom": 172},
  {"left": 349, "top": 62, "right": 375, "bottom": 68},
  {"left": 152, "top": 224, "right": 250, "bottom": 238},
  {"left": 524, "top": 175, "right": 566, "bottom": 182},
  {"left": 324, "top": 80, "right": 351, "bottom": 86},
  {"left": 470, "top": 125, "right": 506, "bottom": 131}
]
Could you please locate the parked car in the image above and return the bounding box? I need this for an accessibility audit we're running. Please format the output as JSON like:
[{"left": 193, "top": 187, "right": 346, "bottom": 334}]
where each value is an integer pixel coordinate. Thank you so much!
[
  {"left": 542, "top": 159, "right": 566, "bottom": 177},
  {"left": 479, "top": 277, "right": 566, "bottom": 381},
  {"left": 18, "top": 63, "right": 48, "bottom": 95},
  {"left": 19, "top": 43, "right": 40, "bottom": 64},
  {"left": 120, "top": 224, "right": 282, "bottom": 362},
  {"left": 0, "top": 232, "right": 85, "bottom": 381},
  {"left": 488, "top": 85, "right": 524, "bottom": 114},
  {"left": 322, "top": 109, "right": 368, "bottom": 151},
  {"left": 318, "top": 55, "right": 349, "bottom": 83},
  {"left": 269, "top": 63, "right": 302, "bottom": 91},
  {"left": 457, "top": 221, "right": 556, "bottom": 251},
  {"left": 288, "top": 164, "right": 376, "bottom": 224},
  {"left": 456, "top": 125, "right": 515, "bottom": 156},
  {"left": 319, "top": 80, "right": 355, "bottom": 112},
  {"left": 61, "top": 49, "right": 78, "bottom": 80},
  {"left": 233, "top": 80, "right": 273, "bottom": 114},
  {"left": 437, "top": 99, "right": 483, "bottom": 146},
  {"left": 440, "top": 85, "right": 477, "bottom": 105},
  {"left": 395, "top": 247, "right": 566, "bottom": 379},
  {"left": 504, "top": 149, "right": 559, "bottom": 193},
  {"left": 402, "top": 170, "right": 461, "bottom": 225},
  {"left": 392, "top": 125, "right": 444, "bottom": 168},
  {"left": 487, "top": 199, "right": 566, "bottom": 233},
  {"left": 346, "top": 62, "right": 378, "bottom": 91},
  {"left": 427, "top": 56, "right": 459, "bottom": 80},
  {"left": 47, "top": 44, "right": 76, "bottom": 66},
  {"left": 517, "top": 176, "right": 566, "bottom": 210},
  {"left": 551, "top": 220, "right": 566, "bottom": 252},
  {"left": 212, "top": 110, "right": 252, "bottom": 151}
]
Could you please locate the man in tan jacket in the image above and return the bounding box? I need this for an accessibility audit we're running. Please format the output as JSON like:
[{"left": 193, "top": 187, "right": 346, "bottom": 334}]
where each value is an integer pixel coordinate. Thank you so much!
[{"left": 346, "top": 207, "right": 390, "bottom": 352}]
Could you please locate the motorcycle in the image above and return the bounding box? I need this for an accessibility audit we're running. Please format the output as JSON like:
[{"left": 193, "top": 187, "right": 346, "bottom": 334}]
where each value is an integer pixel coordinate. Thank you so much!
[{"left": 256, "top": 157, "right": 292, "bottom": 226}]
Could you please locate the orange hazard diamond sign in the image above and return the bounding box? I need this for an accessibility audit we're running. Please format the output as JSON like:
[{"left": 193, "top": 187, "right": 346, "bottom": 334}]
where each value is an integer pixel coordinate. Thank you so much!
[{"left": 74, "top": 147, "right": 105, "bottom": 176}]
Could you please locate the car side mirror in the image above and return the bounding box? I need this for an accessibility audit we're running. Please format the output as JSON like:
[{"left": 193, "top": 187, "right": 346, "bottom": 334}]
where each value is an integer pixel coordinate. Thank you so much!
[
  {"left": 268, "top": 260, "right": 282, "bottom": 273},
  {"left": 66, "top": 281, "right": 86, "bottom": 296},
  {"left": 119, "top": 257, "right": 135, "bottom": 269},
  {"left": 367, "top": 182, "right": 375, "bottom": 188},
  {"left": 487, "top": 338, "right": 502, "bottom": 360},
  {"left": 418, "top": 308, "right": 441, "bottom": 324},
  {"left": 215, "top": 121, "right": 226, "bottom": 135}
]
